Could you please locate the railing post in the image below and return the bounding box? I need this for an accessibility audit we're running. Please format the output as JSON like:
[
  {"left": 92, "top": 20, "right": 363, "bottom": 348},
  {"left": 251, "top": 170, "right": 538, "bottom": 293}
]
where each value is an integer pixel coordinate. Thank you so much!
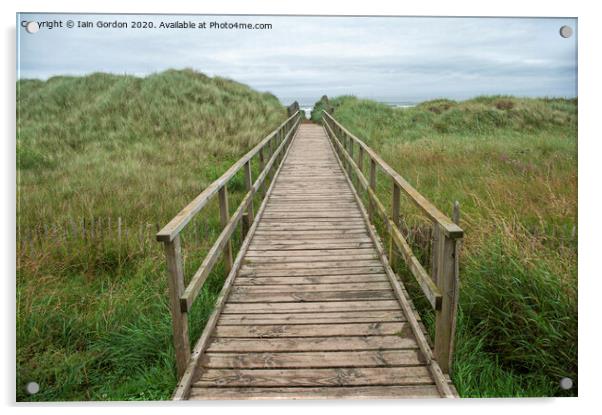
[
  {"left": 434, "top": 223, "right": 461, "bottom": 374},
  {"left": 218, "top": 185, "right": 233, "bottom": 273},
  {"left": 389, "top": 182, "right": 401, "bottom": 268},
  {"left": 430, "top": 223, "right": 440, "bottom": 285},
  {"left": 243, "top": 160, "right": 255, "bottom": 224},
  {"left": 357, "top": 146, "right": 364, "bottom": 177},
  {"left": 368, "top": 159, "right": 377, "bottom": 219},
  {"left": 163, "top": 235, "right": 190, "bottom": 379},
  {"left": 258, "top": 148, "right": 266, "bottom": 197}
]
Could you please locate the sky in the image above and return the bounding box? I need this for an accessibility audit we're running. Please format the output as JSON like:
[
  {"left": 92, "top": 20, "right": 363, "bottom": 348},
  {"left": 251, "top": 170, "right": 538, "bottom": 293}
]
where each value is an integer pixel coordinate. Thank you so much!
[{"left": 17, "top": 14, "right": 577, "bottom": 105}]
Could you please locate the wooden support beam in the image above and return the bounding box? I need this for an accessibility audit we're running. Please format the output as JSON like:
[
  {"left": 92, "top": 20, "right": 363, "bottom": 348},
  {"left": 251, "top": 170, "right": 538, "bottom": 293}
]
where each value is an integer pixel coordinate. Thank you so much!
[
  {"left": 389, "top": 182, "right": 401, "bottom": 269},
  {"left": 163, "top": 235, "right": 190, "bottom": 379},
  {"left": 218, "top": 186, "right": 233, "bottom": 273},
  {"left": 434, "top": 225, "right": 460, "bottom": 374},
  {"left": 369, "top": 159, "right": 377, "bottom": 219},
  {"left": 244, "top": 161, "right": 255, "bottom": 224}
]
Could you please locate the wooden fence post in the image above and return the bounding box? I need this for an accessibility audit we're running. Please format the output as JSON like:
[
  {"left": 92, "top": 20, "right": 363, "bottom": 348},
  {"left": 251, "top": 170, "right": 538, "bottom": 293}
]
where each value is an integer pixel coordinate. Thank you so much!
[
  {"left": 258, "top": 148, "right": 266, "bottom": 197},
  {"left": 218, "top": 185, "right": 233, "bottom": 273},
  {"left": 357, "top": 146, "right": 364, "bottom": 177},
  {"left": 430, "top": 224, "right": 440, "bottom": 285},
  {"left": 242, "top": 213, "right": 250, "bottom": 240},
  {"left": 243, "top": 161, "right": 255, "bottom": 224},
  {"left": 389, "top": 182, "right": 401, "bottom": 269},
  {"left": 368, "top": 159, "right": 377, "bottom": 219},
  {"left": 434, "top": 222, "right": 460, "bottom": 374},
  {"left": 452, "top": 201, "right": 461, "bottom": 225},
  {"left": 163, "top": 235, "right": 191, "bottom": 378}
]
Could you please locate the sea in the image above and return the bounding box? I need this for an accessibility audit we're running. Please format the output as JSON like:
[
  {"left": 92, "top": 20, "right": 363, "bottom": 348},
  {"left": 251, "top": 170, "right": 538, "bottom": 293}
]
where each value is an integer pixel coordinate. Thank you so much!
[{"left": 293, "top": 100, "right": 416, "bottom": 119}]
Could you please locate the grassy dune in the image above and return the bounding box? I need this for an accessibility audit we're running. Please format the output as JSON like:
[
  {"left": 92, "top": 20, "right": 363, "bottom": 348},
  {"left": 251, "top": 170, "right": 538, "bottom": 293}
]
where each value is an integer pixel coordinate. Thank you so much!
[
  {"left": 312, "top": 95, "right": 577, "bottom": 397},
  {"left": 16, "top": 69, "right": 287, "bottom": 400}
]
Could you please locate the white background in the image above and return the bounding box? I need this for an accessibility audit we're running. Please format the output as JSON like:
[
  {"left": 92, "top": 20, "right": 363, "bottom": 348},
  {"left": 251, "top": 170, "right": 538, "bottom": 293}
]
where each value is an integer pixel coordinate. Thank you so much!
[{"left": 2, "top": 0, "right": 599, "bottom": 413}]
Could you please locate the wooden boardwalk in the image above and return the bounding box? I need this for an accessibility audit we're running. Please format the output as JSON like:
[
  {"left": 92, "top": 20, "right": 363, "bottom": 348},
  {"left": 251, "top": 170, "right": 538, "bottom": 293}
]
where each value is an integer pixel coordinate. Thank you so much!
[
  {"left": 187, "top": 124, "right": 456, "bottom": 399},
  {"left": 157, "top": 111, "right": 462, "bottom": 400}
]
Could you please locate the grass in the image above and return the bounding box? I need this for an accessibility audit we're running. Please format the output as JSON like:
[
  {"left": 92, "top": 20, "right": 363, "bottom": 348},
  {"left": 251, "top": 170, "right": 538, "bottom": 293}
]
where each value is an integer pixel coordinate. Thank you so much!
[
  {"left": 312, "top": 95, "right": 577, "bottom": 397},
  {"left": 16, "top": 69, "right": 287, "bottom": 401}
]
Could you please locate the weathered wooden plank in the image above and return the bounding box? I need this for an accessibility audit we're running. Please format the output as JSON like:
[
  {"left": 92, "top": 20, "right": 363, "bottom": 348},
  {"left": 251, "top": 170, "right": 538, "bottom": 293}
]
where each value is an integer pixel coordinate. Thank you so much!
[
  {"left": 218, "top": 310, "right": 405, "bottom": 325},
  {"left": 201, "top": 350, "right": 424, "bottom": 368},
  {"left": 223, "top": 299, "right": 401, "bottom": 314},
  {"left": 214, "top": 322, "right": 407, "bottom": 338},
  {"left": 194, "top": 366, "right": 432, "bottom": 387},
  {"left": 245, "top": 248, "right": 376, "bottom": 257},
  {"left": 189, "top": 385, "right": 441, "bottom": 400},
  {"left": 235, "top": 274, "right": 388, "bottom": 285},
  {"left": 232, "top": 282, "right": 391, "bottom": 293},
  {"left": 246, "top": 242, "right": 375, "bottom": 251},
  {"left": 237, "top": 266, "right": 384, "bottom": 277},
  {"left": 244, "top": 253, "right": 377, "bottom": 262},
  {"left": 251, "top": 233, "right": 370, "bottom": 241},
  {"left": 227, "top": 290, "right": 395, "bottom": 303},
  {"left": 208, "top": 335, "right": 418, "bottom": 353},
  {"left": 240, "top": 259, "right": 381, "bottom": 270}
]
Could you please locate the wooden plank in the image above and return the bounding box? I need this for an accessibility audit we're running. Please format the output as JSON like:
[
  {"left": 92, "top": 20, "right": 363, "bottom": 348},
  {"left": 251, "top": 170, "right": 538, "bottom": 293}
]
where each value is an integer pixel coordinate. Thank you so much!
[
  {"left": 227, "top": 290, "right": 395, "bottom": 303},
  {"left": 246, "top": 242, "right": 375, "bottom": 251},
  {"left": 231, "top": 282, "right": 391, "bottom": 293},
  {"left": 245, "top": 248, "right": 376, "bottom": 257},
  {"left": 251, "top": 234, "right": 370, "bottom": 241},
  {"left": 218, "top": 310, "right": 405, "bottom": 325},
  {"left": 201, "top": 350, "right": 424, "bottom": 368},
  {"left": 223, "top": 300, "right": 401, "bottom": 314},
  {"left": 244, "top": 252, "right": 376, "bottom": 261},
  {"left": 193, "top": 366, "right": 432, "bottom": 387},
  {"left": 208, "top": 335, "right": 419, "bottom": 353},
  {"left": 214, "top": 322, "right": 407, "bottom": 338},
  {"left": 240, "top": 259, "right": 381, "bottom": 270},
  {"left": 189, "top": 385, "right": 441, "bottom": 400},
  {"left": 235, "top": 274, "right": 389, "bottom": 285},
  {"left": 237, "top": 266, "right": 384, "bottom": 277}
]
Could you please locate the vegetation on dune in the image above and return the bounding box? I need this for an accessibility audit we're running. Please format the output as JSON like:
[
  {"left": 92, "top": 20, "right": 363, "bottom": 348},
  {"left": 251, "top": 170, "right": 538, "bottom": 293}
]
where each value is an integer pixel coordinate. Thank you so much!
[
  {"left": 16, "top": 69, "right": 287, "bottom": 401},
  {"left": 313, "top": 95, "right": 577, "bottom": 397}
]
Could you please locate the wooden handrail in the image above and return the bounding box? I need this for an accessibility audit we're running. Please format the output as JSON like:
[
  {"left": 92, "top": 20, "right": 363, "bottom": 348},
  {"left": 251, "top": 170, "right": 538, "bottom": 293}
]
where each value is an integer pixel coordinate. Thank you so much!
[
  {"left": 157, "top": 111, "right": 301, "bottom": 378},
  {"left": 323, "top": 119, "right": 442, "bottom": 309},
  {"left": 323, "top": 111, "right": 463, "bottom": 239},
  {"left": 156, "top": 111, "right": 301, "bottom": 242},
  {"left": 179, "top": 121, "right": 299, "bottom": 312},
  {"left": 323, "top": 112, "right": 461, "bottom": 374}
]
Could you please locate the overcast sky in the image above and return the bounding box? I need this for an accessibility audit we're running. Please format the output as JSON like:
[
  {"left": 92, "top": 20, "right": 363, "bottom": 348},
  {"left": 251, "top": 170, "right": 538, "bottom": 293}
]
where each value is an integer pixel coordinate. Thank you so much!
[{"left": 17, "top": 14, "right": 577, "bottom": 104}]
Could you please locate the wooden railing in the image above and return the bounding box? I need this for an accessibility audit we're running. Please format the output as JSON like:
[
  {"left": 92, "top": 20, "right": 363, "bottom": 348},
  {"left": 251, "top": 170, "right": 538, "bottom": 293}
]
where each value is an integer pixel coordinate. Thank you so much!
[
  {"left": 157, "top": 111, "right": 302, "bottom": 378},
  {"left": 322, "top": 111, "right": 463, "bottom": 373}
]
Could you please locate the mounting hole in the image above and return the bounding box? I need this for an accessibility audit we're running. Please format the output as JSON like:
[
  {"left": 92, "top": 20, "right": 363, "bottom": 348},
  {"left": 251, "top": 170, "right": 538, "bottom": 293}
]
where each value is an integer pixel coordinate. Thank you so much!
[
  {"left": 25, "top": 21, "right": 39, "bottom": 34},
  {"left": 559, "top": 377, "right": 573, "bottom": 390},
  {"left": 25, "top": 381, "right": 40, "bottom": 395},
  {"left": 559, "top": 25, "right": 573, "bottom": 38}
]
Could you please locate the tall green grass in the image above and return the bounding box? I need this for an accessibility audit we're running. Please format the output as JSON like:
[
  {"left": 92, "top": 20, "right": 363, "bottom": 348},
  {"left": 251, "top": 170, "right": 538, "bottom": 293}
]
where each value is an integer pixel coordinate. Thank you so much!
[
  {"left": 16, "top": 69, "right": 287, "bottom": 401},
  {"left": 313, "top": 95, "right": 577, "bottom": 397}
]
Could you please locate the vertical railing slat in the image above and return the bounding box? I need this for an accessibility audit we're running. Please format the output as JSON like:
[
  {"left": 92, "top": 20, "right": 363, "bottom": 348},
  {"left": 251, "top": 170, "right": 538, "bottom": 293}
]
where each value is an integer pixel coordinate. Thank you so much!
[
  {"left": 163, "top": 235, "right": 190, "bottom": 378},
  {"left": 434, "top": 221, "right": 460, "bottom": 374},
  {"left": 218, "top": 185, "right": 233, "bottom": 273},
  {"left": 389, "top": 182, "right": 401, "bottom": 268}
]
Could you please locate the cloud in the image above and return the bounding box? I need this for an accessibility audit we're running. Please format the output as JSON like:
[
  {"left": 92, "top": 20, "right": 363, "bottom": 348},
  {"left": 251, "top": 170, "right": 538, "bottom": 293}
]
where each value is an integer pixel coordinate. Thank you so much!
[{"left": 17, "top": 14, "right": 577, "bottom": 103}]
